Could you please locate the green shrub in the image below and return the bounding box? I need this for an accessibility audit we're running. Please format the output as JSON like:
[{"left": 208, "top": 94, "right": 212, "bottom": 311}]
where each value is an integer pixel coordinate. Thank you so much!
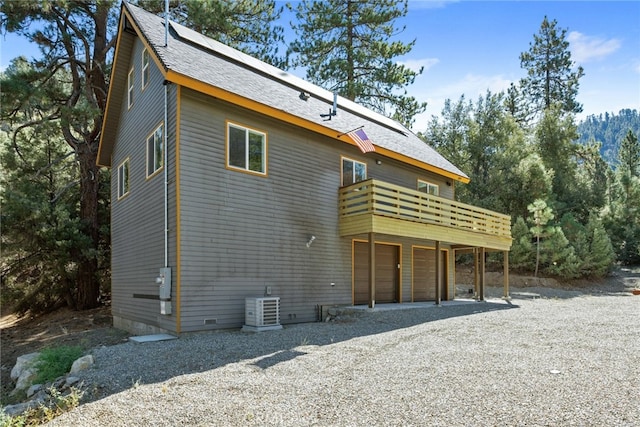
[{"left": 34, "top": 346, "right": 83, "bottom": 384}]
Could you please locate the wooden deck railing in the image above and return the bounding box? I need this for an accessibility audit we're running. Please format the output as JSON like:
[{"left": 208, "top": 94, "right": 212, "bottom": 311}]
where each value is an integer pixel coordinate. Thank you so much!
[{"left": 339, "top": 179, "right": 511, "bottom": 238}]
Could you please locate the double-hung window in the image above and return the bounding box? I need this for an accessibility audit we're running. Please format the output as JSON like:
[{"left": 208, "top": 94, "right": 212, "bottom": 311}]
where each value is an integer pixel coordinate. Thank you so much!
[
  {"left": 127, "top": 67, "right": 134, "bottom": 108},
  {"left": 418, "top": 179, "right": 439, "bottom": 196},
  {"left": 341, "top": 157, "right": 366, "bottom": 186},
  {"left": 117, "top": 159, "right": 130, "bottom": 199},
  {"left": 146, "top": 124, "right": 164, "bottom": 178},
  {"left": 227, "top": 122, "right": 267, "bottom": 175},
  {"left": 141, "top": 48, "right": 150, "bottom": 90}
]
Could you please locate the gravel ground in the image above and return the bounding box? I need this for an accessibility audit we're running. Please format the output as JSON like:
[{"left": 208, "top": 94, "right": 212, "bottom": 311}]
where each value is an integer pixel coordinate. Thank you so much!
[{"left": 49, "top": 282, "right": 639, "bottom": 427}]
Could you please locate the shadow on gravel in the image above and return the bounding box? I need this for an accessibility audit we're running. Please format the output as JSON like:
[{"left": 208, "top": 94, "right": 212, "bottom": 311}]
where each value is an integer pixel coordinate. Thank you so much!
[{"left": 80, "top": 300, "right": 517, "bottom": 403}]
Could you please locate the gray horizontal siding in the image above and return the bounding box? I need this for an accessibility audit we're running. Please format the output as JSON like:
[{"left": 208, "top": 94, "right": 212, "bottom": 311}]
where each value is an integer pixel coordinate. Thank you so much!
[
  {"left": 111, "top": 36, "right": 177, "bottom": 333},
  {"left": 178, "top": 90, "right": 352, "bottom": 331},
  {"left": 176, "top": 89, "right": 458, "bottom": 331}
]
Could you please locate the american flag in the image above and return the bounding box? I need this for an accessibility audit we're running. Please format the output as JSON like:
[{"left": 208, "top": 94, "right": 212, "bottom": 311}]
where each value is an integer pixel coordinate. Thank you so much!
[{"left": 348, "top": 128, "right": 375, "bottom": 153}]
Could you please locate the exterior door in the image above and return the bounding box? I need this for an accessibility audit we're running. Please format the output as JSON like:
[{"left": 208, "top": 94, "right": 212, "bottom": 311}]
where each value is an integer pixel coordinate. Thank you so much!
[
  {"left": 413, "top": 247, "right": 448, "bottom": 301},
  {"left": 353, "top": 242, "right": 399, "bottom": 304}
]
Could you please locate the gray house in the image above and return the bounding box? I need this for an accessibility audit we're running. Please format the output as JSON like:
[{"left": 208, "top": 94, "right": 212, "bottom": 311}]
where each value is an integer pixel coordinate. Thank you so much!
[{"left": 98, "top": 3, "right": 512, "bottom": 335}]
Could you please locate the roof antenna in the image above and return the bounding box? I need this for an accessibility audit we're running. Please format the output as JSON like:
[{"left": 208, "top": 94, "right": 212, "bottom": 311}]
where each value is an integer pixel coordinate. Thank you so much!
[
  {"left": 320, "top": 92, "right": 337, "bottom": 121},
  {"left": 164, "top": 0, "right": 169, "bottom": 47}
]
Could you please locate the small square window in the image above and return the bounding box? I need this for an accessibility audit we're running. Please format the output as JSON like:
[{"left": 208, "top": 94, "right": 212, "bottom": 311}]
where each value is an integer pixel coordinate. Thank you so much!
[
  {"left": 342, "top": 157, "right": 367, "bottom": 186},
  {"left": 418, "top": 179, "right": 439, "bottom": 196},
  {"left": 142, "top": 49, "right": 150, "bottom": 89},
  {"left": 127, "top": 67, "right": 134, "bottom": 108},
  {"left": 117, "top": 159, "right": 130, "bottom": 199},
  {"left": 146, "top": 124, "right": 164, "bottom": 178},
  {"left": 226, "top": 122, "right": 267, "bottom": 175}
]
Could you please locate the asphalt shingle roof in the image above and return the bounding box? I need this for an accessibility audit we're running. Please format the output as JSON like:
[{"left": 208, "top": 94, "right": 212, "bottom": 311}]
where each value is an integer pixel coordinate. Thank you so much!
[{"left": 102, "top": 3, "right": 468, "bottom": 182}]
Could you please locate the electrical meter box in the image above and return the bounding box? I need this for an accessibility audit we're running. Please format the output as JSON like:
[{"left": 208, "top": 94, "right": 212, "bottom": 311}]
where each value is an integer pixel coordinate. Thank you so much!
[{"left": 158, "top": 267, "right": 172, "bottom": 300}]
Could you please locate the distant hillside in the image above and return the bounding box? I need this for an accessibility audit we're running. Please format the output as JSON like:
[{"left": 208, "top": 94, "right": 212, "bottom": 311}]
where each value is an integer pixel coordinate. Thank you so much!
[{"left": 577, "top": 109, "right": 640, "bottom": 165}]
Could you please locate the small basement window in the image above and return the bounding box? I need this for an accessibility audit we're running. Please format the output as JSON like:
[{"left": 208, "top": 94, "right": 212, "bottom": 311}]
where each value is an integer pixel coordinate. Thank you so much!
[{"left": 227, "top": 122, "right": 267, "bottom": 175}]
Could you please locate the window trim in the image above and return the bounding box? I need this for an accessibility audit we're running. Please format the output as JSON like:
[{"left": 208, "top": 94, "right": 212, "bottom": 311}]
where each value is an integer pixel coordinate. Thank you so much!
[
  {"left": 127, "top": 67, "right": 134, "bottom": 109},
  {"left": 225, "top": 120, "right": 268, "bottom": 176},
  {"left": 141, "top": 48, "right": 150, "bottom": 90},
  {"left": 341, "top": 156, "right": 367, "bottom": 187},
  {"left": 117, "top": 158, "right": 130, "bottom": 200},
  {"left": 146, "top": 123, "right": 164, "bottom": 179},
  {"left": 417, "top": 179, "right": 439, "bottom": 196}
]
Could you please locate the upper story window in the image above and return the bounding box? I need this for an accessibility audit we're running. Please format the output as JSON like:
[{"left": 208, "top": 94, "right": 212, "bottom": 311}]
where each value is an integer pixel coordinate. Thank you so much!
[
  {"left": 342, "top": 157, "right": 366, "bottom": 186},
  {"left": 226, "top": 122, "right": 267, "bottom": 175},
  {"left": 141, "top": 48, "right": 150, "bottom": 90},
  {"left": 127, "top": 67, "right": 134, "bottom": 109},
  {"left": 418, "top": 179, "right": 439, "bottom": 196},
  {"left": 146, "top": 123, "right": 164, "bottom": 178},
  {"left": 117, "top": 158, "right": 130, "bottom": 199}
]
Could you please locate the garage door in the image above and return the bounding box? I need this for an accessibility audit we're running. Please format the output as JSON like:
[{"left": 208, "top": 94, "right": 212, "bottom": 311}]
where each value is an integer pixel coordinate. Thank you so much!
[
  {"left": 354, "top": 242, "right": 399, "bottom": 305},
  {"left": 413, "top": 248, "right": 447, "bottom": 301}
]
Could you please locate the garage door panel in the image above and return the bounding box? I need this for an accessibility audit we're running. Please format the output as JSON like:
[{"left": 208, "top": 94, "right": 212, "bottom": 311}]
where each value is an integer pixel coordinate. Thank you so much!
[
  {"left": 354, "top": 242, "right": 399, "bottom": 304},
  {"left": 413, "top": 248, "right": 447, "bottom": 302}
]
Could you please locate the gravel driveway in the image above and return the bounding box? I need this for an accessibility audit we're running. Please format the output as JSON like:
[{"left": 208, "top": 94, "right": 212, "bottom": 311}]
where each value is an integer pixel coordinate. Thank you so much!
[{"left": 50, "top": 284, "right": 639, "bottom": 426}]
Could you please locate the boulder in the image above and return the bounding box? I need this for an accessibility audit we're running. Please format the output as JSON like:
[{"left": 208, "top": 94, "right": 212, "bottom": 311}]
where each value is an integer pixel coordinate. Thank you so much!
[
  {"left": 13, "top": 367, "right": 38, "bottom": 393},
  {"left": 10, "top": 352, "right": 40, "bottom": 381},
  {"left": 69, "top": 355, "right": 94, "bottom": 374},
  {"left": 26, "top": 384, "right": 43, "bottom": 399},
  {"left": 64, "top": 376, "right": 81, "bottom": 389},
  {"left": 2, "top": 400, "right": 40, "bottom": 417}
]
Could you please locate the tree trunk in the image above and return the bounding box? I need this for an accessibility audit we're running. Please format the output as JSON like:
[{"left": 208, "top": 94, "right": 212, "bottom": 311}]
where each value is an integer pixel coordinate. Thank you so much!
[
  {"left": 75, "top": 142, "right": 101, "bottom": 310},
  {"left": 534, "top": 235, "right": 540, "bottom": 277}
]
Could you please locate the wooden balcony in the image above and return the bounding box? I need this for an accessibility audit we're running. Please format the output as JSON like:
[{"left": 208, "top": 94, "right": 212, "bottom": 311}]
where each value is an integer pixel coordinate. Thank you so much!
[{"left": 339, "top": 179, "right": 512, "bottom": 251}]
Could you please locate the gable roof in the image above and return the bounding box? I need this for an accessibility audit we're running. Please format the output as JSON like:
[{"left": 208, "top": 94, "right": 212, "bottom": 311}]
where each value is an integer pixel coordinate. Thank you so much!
[{"left": 98, "top": 3, "right": 469, "bottom": 183}]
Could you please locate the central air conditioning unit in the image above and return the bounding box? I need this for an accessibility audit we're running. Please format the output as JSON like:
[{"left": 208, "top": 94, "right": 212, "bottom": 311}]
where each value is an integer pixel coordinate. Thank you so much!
[{"left": 242, "top": 297, "right": 283, "bottom": 332}]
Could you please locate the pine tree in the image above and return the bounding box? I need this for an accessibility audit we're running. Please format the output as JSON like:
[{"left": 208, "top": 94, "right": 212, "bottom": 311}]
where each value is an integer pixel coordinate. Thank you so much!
[
  {"left": 509, "top": 216, "right": 534, "bottom": 271},
  {"left": 504, "top": 82, "right": 533, "bottom": 126},
  {"left": 540, "top": 226, "right": 580, "bottom": 278},
  {"left": 135, "top": 0, "right": 286, "bottom": 68},
  {"left": 1, "top": 1, "right": 116, "bottom": 310},
  {"left": 584, "top": 214, "right": 615, "bottom": 277},
  {"left": 603, "top": 129, "right": 640, "bottom": 265},
  {"left": 561, "top": 213, "right": 614, "bottom": 277},
  {"left": 288, "top": 0, "right": 426, "bottom": 127},
  {"left": 535, "top": 106, "right": 581, "bottom": 217},
  {"left": 520, "top": 16, "right": 584, "bottom": 117},
  {"left": 528, "top": 199, "right": 554, "bottom": 277},
  {"left": 618, "top": 129, "right": 640, "bottom": 177}
]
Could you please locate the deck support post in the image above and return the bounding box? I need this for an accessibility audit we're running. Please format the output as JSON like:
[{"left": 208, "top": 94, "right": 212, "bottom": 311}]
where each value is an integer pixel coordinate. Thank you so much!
[
  {"left": 473, "top": 248, "right": 480, "bottom": 301},
  {"left": 503, "top": 250, "right": 510, "bottom": 300},
  {"left": 368, "top": 232, "right": 375, "bottom": 309},
  {"left": 435, "top": 241, "right": 441, "bottom": 306},
  {"left": 479, "top": 247, "right": 486, "bottom": 301}
]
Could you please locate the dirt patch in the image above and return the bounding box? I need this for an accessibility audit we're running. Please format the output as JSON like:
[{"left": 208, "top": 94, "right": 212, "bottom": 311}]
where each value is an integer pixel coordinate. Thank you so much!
[{"left": 1, "top": 305, "right": 129, "bottom": 402}]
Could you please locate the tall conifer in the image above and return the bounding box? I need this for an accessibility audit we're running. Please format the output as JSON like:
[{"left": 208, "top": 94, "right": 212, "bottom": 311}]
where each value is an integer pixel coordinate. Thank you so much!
[{"left": 288, "top": 0, "right": 426, "bottom": 127}]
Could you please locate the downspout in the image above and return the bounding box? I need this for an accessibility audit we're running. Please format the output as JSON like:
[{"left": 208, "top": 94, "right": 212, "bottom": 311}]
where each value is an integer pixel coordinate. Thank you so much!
[
  {"left": 164, "top": 83, "right": 169, "bottom": 268},
  {"left": 157, "top": 0, "right": 172, "bottom": 317},
  {"left": 164, "top": 0, "right": 169, "bottom": 268}
]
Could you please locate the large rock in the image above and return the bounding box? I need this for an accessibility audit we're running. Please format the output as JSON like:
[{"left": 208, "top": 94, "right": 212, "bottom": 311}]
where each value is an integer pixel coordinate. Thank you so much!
[
  {"left": 10, "top": 352, "right": 41, "bottom": 381},
  {"left": 2, "top": 400, "right": 41, "bottom": 417},
  {"left": 13, "top": 367, "right": 39, "bottom": 393},
  {"left": 69, "top": 355, "right": 94, "bottom": 374}
]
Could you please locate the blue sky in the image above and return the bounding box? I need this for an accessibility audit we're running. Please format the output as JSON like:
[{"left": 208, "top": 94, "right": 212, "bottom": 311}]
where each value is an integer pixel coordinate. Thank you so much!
[
  {"left": 389, "top": 1, "right": 640, "bottom": 129},
  {"left": 1, "top": 1, "right": 638, "bottom": 131}
]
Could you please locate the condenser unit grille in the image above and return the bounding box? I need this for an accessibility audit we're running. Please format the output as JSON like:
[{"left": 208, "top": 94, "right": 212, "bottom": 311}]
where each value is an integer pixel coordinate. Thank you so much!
[{"left": 243, "top": 297, "right": 283, "bottom": 332}]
